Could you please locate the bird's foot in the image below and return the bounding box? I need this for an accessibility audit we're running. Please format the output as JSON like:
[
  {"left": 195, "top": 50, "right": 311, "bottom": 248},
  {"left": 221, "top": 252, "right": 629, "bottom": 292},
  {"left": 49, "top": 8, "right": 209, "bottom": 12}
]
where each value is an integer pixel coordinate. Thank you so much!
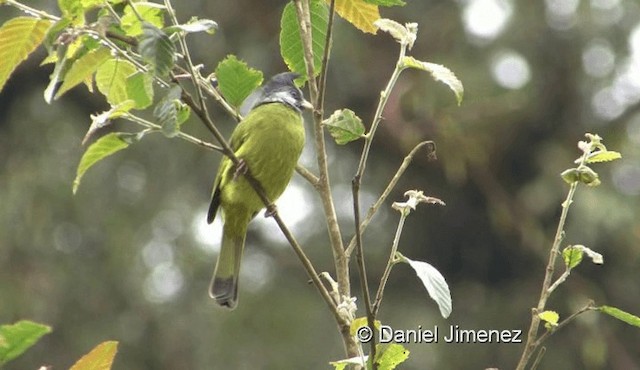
[
  {"left": 264, "top": 204, "right": 277, "bottom": 218},
  {"left": 232, "top": 159, "right": 247, "bottom": 181}
]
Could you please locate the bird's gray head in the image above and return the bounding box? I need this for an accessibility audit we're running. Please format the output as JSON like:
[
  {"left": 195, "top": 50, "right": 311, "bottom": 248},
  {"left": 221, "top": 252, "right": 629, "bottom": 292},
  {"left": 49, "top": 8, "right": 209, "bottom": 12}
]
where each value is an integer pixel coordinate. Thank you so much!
[{"left": 242, "top": 72, "right": 313, "bottom": 114}]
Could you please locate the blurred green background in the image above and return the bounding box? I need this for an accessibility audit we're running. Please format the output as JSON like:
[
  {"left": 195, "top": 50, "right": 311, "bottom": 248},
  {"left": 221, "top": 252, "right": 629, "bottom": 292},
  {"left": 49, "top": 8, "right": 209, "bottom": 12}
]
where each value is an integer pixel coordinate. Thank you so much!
[{"left": 1, "top": 0, "right": 639, "bottom": 369}]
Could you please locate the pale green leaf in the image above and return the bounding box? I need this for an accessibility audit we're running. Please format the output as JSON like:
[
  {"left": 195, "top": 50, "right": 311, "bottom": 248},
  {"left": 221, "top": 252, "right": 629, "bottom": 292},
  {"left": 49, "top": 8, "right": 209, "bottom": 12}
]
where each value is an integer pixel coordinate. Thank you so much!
[
  {"left": 126, "top": 71, "right": 154, "bottom": 109},
  {"left": 165, "top": 18, "right": 218, "bottom": 35},
  {"left": 323, "top": 108, "right": 365, "bottom": 145},
  {"left": 83, "top": 101, "right": 136, "bottom": 145},
  {"left": 331, "top": 0, "right": 380, "bottom": 34},
  {"left": 215, "top": 55, "right": 263, "bottom": 108},
  {"left": 402, "top": 56, "right": 464, "bottom": 105},
  {"left": 153, "top": 85, "right": 187, "bottom": 138},
  {"left": 121, "top": 3, "right": 165, "bottom": 37},
  {"left": 374, "top": 19, "right": 408, "bottom": 44},
  {"left": 599, "top": 306, "right": 640, "bottom": 328},
  {"left": 280, "top": 0, "right": 328, "bottom": 81},
  {"left": 0, "top": 321, "right": 51, "bottom": 365},
  {"left": 401, "top": 255, "right": 452, "bottom": 318},
  {"left": 55, "top": 47, "right": 111, "bottom": 98},
  {"left": 375, "top": 343, "right": 410, "bottom": 370},
  {"left": 349, "top": 317, "right": 382, "bottom": 336},
  {"left": 70, "top": 341, "right": 119, "bottom": 370},
  {"left": 58, "top": 0, "right": 85, "bottom": 25},
  {"left": 561, "top": 167, "right": 580, "bottom": 184},
  {"left": 138, "top": 22, "right": 175, "bottom": 77},
  {"left": 538, "top": 310, "right": 559, "bottom": 330},
  {"left": 586, "top": 150, "right": 622, "bottom": 163},
  {"left": 96, "top": 59, "right": 137, "bottom": 105},
  {"left": 0, "top": 17, "right": 52, "bottom": 92},
  {"left": 73, "top": 132, "right": 131, "bottom": 194},
  {"left": 562, "top": 245, "right": 583, "bottom": 269},
  {"left": 330, "top": 355, "right": 368, "bottom": 370}
]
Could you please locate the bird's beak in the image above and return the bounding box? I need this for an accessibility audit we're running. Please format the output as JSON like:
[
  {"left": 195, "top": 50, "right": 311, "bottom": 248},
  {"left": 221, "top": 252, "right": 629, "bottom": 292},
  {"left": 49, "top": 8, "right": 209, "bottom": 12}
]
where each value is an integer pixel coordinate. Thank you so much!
[{"left": 301, "top": 99, "right": 314, "bottom": 111}]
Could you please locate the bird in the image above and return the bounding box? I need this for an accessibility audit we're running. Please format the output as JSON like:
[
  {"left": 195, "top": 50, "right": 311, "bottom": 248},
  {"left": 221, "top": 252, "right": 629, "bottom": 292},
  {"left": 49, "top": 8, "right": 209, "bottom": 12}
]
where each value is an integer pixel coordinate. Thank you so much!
[{"left": 207, "top": 72, "right": 312, "bottom": 309}]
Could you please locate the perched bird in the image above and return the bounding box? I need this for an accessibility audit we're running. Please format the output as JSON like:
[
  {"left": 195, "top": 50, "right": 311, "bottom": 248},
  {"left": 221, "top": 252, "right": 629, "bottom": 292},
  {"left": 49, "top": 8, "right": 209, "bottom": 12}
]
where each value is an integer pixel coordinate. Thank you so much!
[{"left": 207, "top": 72, "right": 312, "bottom": 309}]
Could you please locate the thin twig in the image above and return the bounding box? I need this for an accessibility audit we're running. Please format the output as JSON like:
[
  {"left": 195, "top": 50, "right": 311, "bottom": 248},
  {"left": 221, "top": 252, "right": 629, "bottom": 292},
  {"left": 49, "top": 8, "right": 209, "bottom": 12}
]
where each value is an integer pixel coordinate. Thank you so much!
[
  {"left": 516, "top": 144, "right": 593, "bottom": 370},
  {"left": 352, "top": 178, "right": 377, "bottom": 368},
  {"left": 295, "top": 164, "right": 320, "bottom": 187},
  {"left": 346, "top": 141, "right": 435, "bottom": 257},
  {"left": 4, "top": 0, "right": 60, "bottom": 21},
  {"left": 372, "top": 211, "right": 406, "bottom": 316}
]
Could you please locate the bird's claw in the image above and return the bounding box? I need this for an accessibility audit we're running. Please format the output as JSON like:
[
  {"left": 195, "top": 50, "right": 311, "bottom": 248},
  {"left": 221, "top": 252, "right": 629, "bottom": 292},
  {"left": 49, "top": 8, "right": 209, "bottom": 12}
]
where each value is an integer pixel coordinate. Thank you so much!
[{"left": 264, "top": 204, "right": 277, "bottom": 218}]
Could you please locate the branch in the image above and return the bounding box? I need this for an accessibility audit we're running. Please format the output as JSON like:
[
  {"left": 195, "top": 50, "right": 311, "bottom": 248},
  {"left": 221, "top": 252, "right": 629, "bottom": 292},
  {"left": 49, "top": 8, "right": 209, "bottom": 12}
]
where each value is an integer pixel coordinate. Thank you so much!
[
  {"left": 372, "top": 210, "right": 406, "bottom": 316},
  {"left": 346, "top": 141, "right": 436, "bottom": 257},
  {"left": 4, "top": 0, "right": 60, "bottom": 21}
]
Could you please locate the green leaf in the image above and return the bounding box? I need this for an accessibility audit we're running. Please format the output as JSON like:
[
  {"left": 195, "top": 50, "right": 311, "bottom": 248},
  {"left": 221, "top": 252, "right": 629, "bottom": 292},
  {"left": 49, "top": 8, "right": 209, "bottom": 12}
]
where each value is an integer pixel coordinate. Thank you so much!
[
  {"left": 59, "top": 0, "right": 85, "bottom": 25},
  {"left": 538, "top": 310, "right": 559, "bottom": 330},
  {"left": 215, "top": 55, "right": 263, "bottom": 108},
  {"left": 374, "top": 19, "right": 410, "bottom": 45},
  {"left": 70, "top": 341, "right": 119, "bottom": 370},
  {"left": 401, "top": 56, "right": 464, "bottom": 105},
  {"left": 55, "top": 47, "right": 111, "bottom": 99},
  {"left": 126, "top": 71, "right": 154, "bottom": 109},
  {"left": 121, "top": 3, "right": 165, "bottom": 37},
  {"left": 562, "top": 245, "right": 583, "bottom": 269},
  {"left": 138, "top": 22, "right": 175, "bottom": 77},
  {"left": 400, "top": 255, "right": 452, "bottom": 318},
  {"left": 73, "top": 132, "right": 132, "bottom": 194},
  {"left": 577, "top": 165, "right": 600, "bottom": 187},
  {"left": 0, "top": 17, "right": 52, "bottom": 92},
  {"left": 164, "top": 17, "right": 218, "bottom": 35},
  {"left": 0, "top": 320, "right": 52, "bottom": 365},
  {"left": 323, "top": 109, "right": 365, "bottom": 144},
  {"left": 561, "top": 167, "right": 580, "bottom": 184},
  {"left": 364, "top": 0, "right": 406, "bottom": 6},
  {"left": 81, "top": 0, "right": 104, "bottom": 10},
  {"left": 44, "top": 44, "right": 72, "bottom": 104},
  {"left": 153, "top": 85, "right": 188, "bottom": 138},
  {"left": 586, "top": 150, "right": 622, "bottom": 163},
  {"left": 374, "top": 343, "right": 410, "bottom": 370},
  {"left": 599, "top": 306, "right": 640, "bottom": 328},
  {"left": 96, "top": 59, "right": 137, "bottom": 105},
  {"left": 279, "top": 0, "right": 328, "bottom": 81}
]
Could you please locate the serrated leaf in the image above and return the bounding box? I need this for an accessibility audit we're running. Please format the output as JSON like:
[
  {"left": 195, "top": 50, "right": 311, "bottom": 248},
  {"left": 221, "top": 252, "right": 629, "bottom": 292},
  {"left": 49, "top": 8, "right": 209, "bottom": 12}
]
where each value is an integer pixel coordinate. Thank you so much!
[
  {"left": 73, "top": 132, "right": 131, "bottom": 194},
  {"left": 331, "top": 0, "right": 380, "bottom": 34},
  {"left": 0, "top": 17, "right": 52, "bottom": 92},
  {"left": 402, "top": 56, "right": 464, "bottom": 105},
  {"left": 81, "top": 0, "right": 104, "bottom": 10},
  {"left": 70, "top": 341, "right": 118, "bottom": 370},
  {"left": 374, "top": 19, "right": 408, "bottom": 44},
  {"left": 215, "top": 55, "right": 263, "bottom": 108},
  {"left": 599, "top": 306, "right": 640, "bottom": 328},
  {"left": 59, "top": 0, "right": 85, "bottom": 25},
  {"left": 374, "top": 343, "right": 410, "bottom": 370},
  {"left": 96, "top": 59, "right": 137, "bottom": 105},
  {"left": 126, "top": 71, "right": 154, "bottom": 109},
  {"left": 586, "top": 150, "right": 622, "bottom": 163},
  {"left": 562, "top": 245, "right": 583, "bottom": 269},
  {"left": 121, "top": 3, "right": 165, "bottom": 37},
  {"left": 153, "top": 85, "right": 186, "bottom": 138},
  {"left": 0, "top": 320, "right": 52, "bottom": 365},
  {"left": 165, "top": 18, "right": 218, "bottom": 35},
  {"left": 138, "top": 22, "right": 175, "bottom": 77},
  {"left": 323, "top": 108, "right": 365, "bottom": 144},
  {"left": 55, "top": 47, "right": 112, "bottom": 98},
  {"left": 401, "top": 255, "right": 452, "bottom": 318},
  {"left": 364, "top": 0, "right": 405, "bottom": 6},
  {"left": 280, "top": 0, "right": 328, "bottom": 81}
]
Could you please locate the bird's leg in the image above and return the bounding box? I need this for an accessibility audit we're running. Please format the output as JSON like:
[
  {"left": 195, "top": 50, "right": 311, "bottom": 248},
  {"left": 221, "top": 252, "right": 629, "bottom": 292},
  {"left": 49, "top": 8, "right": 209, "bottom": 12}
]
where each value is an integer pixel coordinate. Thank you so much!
[
  {"left": 232, "top": 159, "right": 247, "bottom": 181},
  {"left": 264, "top": 204, "right": 278, "bottom": 218}
]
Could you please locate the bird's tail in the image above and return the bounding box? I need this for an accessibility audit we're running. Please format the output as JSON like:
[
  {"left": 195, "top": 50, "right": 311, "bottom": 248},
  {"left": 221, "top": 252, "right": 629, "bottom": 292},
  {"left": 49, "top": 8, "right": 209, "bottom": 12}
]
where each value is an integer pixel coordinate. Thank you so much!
[{"left": 209, "top": 215, "right": 247, "bottom": 309}]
